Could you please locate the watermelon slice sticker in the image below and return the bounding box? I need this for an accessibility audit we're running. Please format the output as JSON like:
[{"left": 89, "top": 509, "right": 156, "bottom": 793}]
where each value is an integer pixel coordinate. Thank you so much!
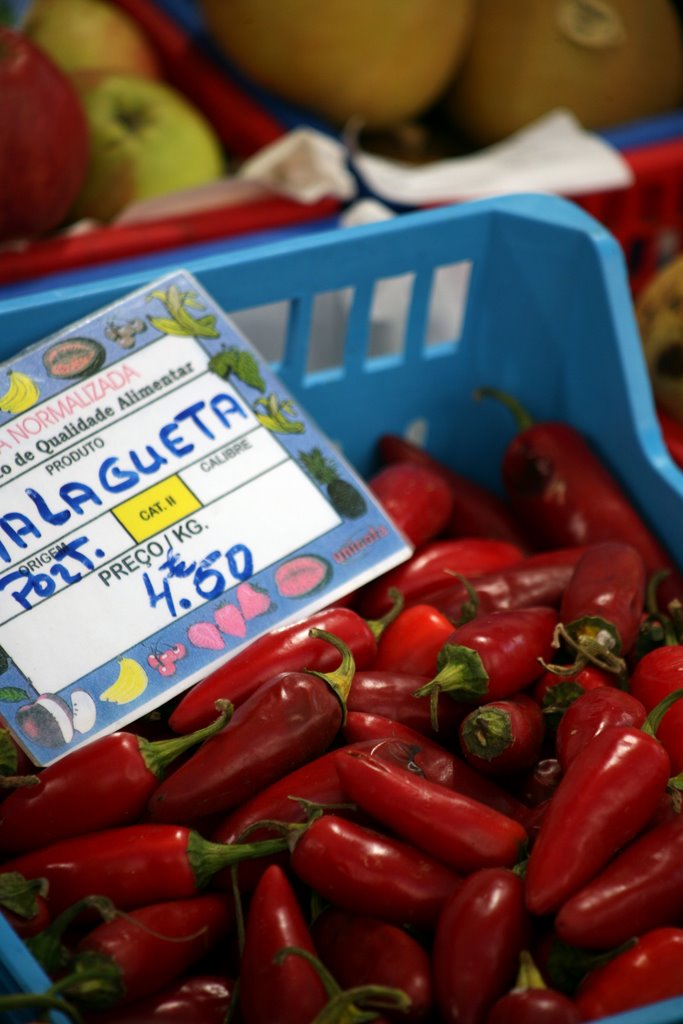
[
  {"left": 274, "top": 555, "right": 333, "bottom": 599},
  {"left": 42, "top": 337, "right": 106, "bottom": 380}
]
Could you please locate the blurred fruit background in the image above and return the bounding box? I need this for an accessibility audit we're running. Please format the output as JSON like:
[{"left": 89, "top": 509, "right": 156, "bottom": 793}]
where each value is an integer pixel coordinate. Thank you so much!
[{"left": 3, "top": 0, "right": 683, "bottom": 426}]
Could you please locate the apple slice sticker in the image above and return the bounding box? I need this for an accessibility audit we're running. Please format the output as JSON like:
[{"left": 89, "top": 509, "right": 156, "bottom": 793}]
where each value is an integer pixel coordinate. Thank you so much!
[
  {"left": 0, "top": 677, "right": 98, "bottom": 751},
  {"left": 70, "top": 690, "right": 97, "bottom": 734},
  {"left": 16, "top": 694, "right": 74, "bottom": 749}
]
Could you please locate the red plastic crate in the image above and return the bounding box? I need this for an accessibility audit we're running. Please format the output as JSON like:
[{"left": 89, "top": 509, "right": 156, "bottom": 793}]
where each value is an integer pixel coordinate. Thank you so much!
[
  {"left": 0, "top": 0, "right": 341, "bottom": 288},
  {"left": 574, "top": 135, "right": 683, "bottom": 295}
]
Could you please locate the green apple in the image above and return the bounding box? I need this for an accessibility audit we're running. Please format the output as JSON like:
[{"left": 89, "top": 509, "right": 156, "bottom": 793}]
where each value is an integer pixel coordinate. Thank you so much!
[
  {"left": 24, "top": 0, "right": 161, "bottom": 80},
  {"left": 68, "top": 73, "right": 226, "bottom": 223}
]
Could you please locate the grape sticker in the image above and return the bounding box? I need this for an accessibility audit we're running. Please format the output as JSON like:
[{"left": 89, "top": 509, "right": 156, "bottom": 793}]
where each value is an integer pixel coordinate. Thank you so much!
[
  {"left": 147, "top": 642, "right": 187, "bottom": 678},
  {"left": 0, "top": 269, "right": 412, "bottom": 765}
]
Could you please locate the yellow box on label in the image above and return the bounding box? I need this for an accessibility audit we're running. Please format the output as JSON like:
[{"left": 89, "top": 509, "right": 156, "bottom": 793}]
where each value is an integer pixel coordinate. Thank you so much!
[{"left": 113, "top": 476, "right": 201, "bottom": 542}]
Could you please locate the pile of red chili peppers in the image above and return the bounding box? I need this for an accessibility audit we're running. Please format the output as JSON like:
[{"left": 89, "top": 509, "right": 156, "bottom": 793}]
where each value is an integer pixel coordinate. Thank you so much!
[{"left": 4, "top": 393, "right": 683, "bottom": 1024}]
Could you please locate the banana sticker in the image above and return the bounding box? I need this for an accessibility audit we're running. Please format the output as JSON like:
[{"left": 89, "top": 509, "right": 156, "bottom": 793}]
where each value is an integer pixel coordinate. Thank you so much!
[
  {"left": 100, "top": 657, "right": 148, "bottom": 704},
  {"left": 0, "top": 370, "right": 40, "bottom": 414}
]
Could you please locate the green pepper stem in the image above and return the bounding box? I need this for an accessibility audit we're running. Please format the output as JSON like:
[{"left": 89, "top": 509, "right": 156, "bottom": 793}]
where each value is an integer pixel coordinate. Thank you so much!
[
  {"left": 187, "top": 830, "right": 290, "bottom": 891},
  {"left": 642, "top": 687, "right": 683, "bottom": 737},
  {"left": 515, "top": 950, "right": 548, "bottom": 991},
  {"left": 47, "top": 956, "right": 124, "bottom": 1012},
  {"left": 442, "top": 572, "right": 480, "bottom": 626},
  {"left": 27, "top": 896, "right": 117, "bottom": 973},
  {"left": 645, "top": 569, "right": 671, "bottom": 616},
  {"left": 274, "top": 946, "right": 412, "bottom": 1023},
  {"left": 140, "top": 699, "right": 233, "bottom": 778},
  {"left": 0, "top": 992, "right": 84, "bottom": 1024},
  {"left": 0, "top": 772, "right": 39, "bottom": 789},
  {"left": 365, "top": 588, "right": 404, "bottom": 641},
  {"left": 0, "top": 871, "right": 47, "bottom": 921},
  {"left": 304, "top": 628, "right": 356, "bottom": 722},
  {"left": 473, "top": 387, "right": 535, "bottom": 431},
  {"left": 544, "top": 621, "right": 627, "bottom": 680},
  {"left": 461, "top": 705, "right": 512, "bottom": 761}
]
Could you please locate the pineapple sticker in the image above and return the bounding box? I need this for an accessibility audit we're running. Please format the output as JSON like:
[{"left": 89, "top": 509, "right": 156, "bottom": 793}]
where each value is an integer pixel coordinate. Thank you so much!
[{"left": 299, "top": 448, "right": 368, "bottom": 519}]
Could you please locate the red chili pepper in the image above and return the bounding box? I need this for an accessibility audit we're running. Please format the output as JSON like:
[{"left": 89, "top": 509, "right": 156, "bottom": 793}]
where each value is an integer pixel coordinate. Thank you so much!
[
  {"left": 347, "top": 669, "right": 467, "bottom": 737},
  {"left": 376, "top": 433, "right": 530, "bottom": 548},
  {"left": 420, "top": 547, "right": 586, "bottom": 622},
  {"left": 168, "top": 606, "right": 380, "bottom": 734},
  {"left": 355, "top": 537, "right": 525, "bottom": 619},
  {"left": 311, "top": 906, "right": 434, "bottom": 1024},
  {"left": 484, "top": 951, "right": 580, "bottom": 1024},
  {"left": 414, "top": 607, "right": 558, "bottom": 723},
  {"left": 532, "top": 664, "right": 613, "bottom": 733},
  {"left": 513, "top": 758, "right": 563, "bottom": 810},
  {"left": 149, "top": 629, "right": 354, "bottom": 823},
  {"left": 289, "top": 813, "right": 461, "bottom": 931},
  {"left": 2, "top": 898, "right": 50, "bottom": 940},
  {"left": 432, "top": 867, "right": 530, "bottom": 1024},
  {"left": 238, "top": 864, "right": 328, "bottom": 1024},
  {"left": 649, "top": 703, "right": 683, "bottom": 776},
  {"left": 334, "top": 748, "right": 527, "bottom": 874},
  {"left": 0, "top": 705, "right": 231, "bottom": 855},
  {"left": 209, "top": 737, "right": 425, "bottom": 891},
  {"left": 657, "top": 404, "right": 683, "bottom": 470},
  {"left": 574, "top": 927, "right": 683, "bottom": 1021},
  {"left": 1, "top": 823, "right": 287, "bottom": 916},
  {"left": 555, "top": 812, "right": 683, "bottom": 950},
  {"left": 629, "top": 644, "right": 683, "bottom": 710},
  {"left": 477, "top": 387, "right": 683, "bottom": 605},
  {"left": 554, "top": 686, "right": 647, "bottom": 771},
  {"left": 0, "top": 873, "right": 49, "bottom": 939},
  {"left": 367, "top": 460, "right": 455, "bottom": 547},
  {"left": 551, "top": 541, "right": 646, "bottom": 674},
  {"left": 84, "top": 974, "right": 237, "bottom": 1024},
  {"left": 524, "top": 716, "right": 672, "bottom": 916},
  {"left": 75, "top": 894, "right": 234, "bottom": 1008},
  {"left": 371, "top": 604, "right": 456, "bottom": 677},
  {"left": 629, "top": 645, "right": 683, "bottom": 774},
  {"left": 458, "top": 694, "right": 545, "bottom": 777},
  {"left": 486, "top": 986, "right": 580, "bottom": 1024},
  {"left": 342, "top": 710, "right": 534, "bottom": 826}
]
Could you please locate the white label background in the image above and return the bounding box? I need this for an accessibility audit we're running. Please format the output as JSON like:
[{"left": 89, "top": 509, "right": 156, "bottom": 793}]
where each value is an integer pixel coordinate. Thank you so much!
[{"left": 0, "top": 333, "right": 341, "bottom": 691}]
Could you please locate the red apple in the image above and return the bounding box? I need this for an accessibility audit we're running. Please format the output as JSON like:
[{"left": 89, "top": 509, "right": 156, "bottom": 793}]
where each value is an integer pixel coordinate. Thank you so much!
[{"left": 0, "top": 26, "right": 89, "bottom": 243}]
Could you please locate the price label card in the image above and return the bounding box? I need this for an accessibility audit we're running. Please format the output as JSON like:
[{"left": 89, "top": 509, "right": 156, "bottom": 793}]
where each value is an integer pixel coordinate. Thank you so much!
[{"left": 0, "top": 272, "right": 412, "bottom": 765}]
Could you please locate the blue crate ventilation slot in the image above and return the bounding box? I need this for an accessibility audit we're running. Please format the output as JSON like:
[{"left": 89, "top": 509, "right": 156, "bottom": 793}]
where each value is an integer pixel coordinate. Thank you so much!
[
  {"left": 2, "top": 193, "right": 683, "bottom": 1024},
  {"left": 0, "top": 193, "right": 681, "bottom": 569}
]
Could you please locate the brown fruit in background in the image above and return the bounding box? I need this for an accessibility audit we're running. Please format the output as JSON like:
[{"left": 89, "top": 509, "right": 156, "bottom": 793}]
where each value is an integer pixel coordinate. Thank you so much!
[
  {"left": 636, "top": 255, "right": 683, "bottom": 426},
  {"left": 199, "top": 0, "right": 477, "bottom": 130},
  {"left": 446, "top": 0, "right": 683, "bottom": 146}
]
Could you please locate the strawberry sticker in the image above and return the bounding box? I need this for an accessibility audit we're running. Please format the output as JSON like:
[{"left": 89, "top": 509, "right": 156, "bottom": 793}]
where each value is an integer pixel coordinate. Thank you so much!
[
  {"left": 187, "top": 621, "right": 225, "bottom": 650},
  {"left": 236, "top": 582, "right": 273, "bottom": 620},
  {"left": 214, "top": 603, "right": 247, "bottom": 638}
]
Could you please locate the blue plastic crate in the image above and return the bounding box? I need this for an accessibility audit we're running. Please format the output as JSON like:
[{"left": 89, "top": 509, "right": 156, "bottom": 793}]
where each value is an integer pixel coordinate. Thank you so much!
[{"left": 1, "top": 192, "right": 682, "bottom": 1024}]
